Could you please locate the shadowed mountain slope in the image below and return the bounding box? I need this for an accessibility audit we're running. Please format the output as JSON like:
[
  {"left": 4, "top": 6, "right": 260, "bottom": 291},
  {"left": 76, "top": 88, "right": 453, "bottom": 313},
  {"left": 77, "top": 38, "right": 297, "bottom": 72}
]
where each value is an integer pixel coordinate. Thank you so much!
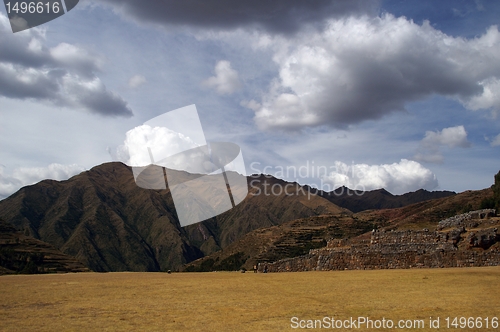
[
  {"left": 0, "top": 163, "right": 346, "bottom": 272},
  {"left": 0, "top": 219, "right": 89, "bottom": 275}
]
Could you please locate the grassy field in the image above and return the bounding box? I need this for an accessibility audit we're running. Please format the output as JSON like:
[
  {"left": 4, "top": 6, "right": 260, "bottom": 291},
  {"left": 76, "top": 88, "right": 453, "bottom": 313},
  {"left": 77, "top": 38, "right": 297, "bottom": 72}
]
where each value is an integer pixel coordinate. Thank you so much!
[{"left": 1, "top": 267, "right": 499, "bottom": 331}]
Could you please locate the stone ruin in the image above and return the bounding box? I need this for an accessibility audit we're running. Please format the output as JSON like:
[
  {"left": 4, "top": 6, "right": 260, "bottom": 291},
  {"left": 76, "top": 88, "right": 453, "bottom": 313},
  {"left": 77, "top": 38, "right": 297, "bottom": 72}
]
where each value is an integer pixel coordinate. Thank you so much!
[
  {"left": 437, "top": 209, "right": 496, "bottom": 230},
  {"left": 261, "top": 210, "right": 499, "bottom": 273}
]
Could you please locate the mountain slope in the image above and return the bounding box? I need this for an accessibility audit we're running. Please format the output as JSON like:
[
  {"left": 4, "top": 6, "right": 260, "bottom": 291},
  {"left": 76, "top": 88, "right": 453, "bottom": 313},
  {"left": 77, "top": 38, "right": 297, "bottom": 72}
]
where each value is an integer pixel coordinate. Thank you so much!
[
  {"left": 0, "top": 219, "right": 89, "bottom": 275},
  {"left": 184, "top": 187, "right": 494, "bottom": 271},
  {"left": 0, "top": 163, "right": 345, "bottom": 272},
  {"left": 183, "top": 213, "right": 379, "bottom": 272}
]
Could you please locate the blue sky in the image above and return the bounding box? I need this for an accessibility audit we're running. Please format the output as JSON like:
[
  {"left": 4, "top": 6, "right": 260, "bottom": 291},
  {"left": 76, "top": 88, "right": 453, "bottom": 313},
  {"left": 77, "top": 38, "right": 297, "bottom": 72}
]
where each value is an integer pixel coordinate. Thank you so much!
[{"left": 1, "top": 0, "right": 499, "bottom": 198}]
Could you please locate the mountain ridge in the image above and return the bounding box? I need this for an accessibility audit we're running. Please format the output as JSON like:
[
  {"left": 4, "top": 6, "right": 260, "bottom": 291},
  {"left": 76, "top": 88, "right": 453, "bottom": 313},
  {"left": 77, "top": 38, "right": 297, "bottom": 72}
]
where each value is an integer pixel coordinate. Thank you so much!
[
  {"left": 0, "top": 162, "right": 344, "bottom": 271},
  {"left": 0, "top": 162, "right": 464, "bottom": 272},
  {"left": 318, "top": 186, "right": 455, "bottom": 212}
]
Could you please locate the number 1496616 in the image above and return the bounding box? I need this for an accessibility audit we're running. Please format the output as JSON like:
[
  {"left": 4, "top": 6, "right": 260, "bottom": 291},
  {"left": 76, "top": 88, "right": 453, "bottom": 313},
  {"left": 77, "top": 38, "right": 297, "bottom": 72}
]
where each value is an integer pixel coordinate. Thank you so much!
[
  {"left": 445, "top": 317, "right": 498, "bottom": 329},
  {"left": 5, "top": 2, "right": 61, "bottom": 14}
]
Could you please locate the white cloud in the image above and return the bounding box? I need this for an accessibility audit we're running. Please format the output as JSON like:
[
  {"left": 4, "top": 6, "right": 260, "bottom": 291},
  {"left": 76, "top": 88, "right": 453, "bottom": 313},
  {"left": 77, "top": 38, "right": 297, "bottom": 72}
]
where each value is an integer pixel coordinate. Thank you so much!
[
  {"left": 115, "top": 125, "right": 199, "bottom": 167},
  {"left": 0, "top": 169, "right": 21, "bottom": 200},
  {"left": 462, "top": 77, "right": 500, "bottom": 115},
  {"left": 128, "top": 75, "right": 147, "bottom": 88},
  {"left": 414, "top": 126, "right": 471, "bottom": 163},
  {"left": 0, "top": 164, "right": 85, "bottom": 199},
  {"left": 491, "top": 134, "right": 500, "bottom": 147},
  {"left": 203, "top": 60, "right": 241, "bottom": 95},
  {"left": 240, "top": 99, "right": 261, "bottom": 111},
  {"left": 323, "top": 159, "right": 438, "bottom": 195},
  {"left": 424, "top": 126, "right": 471, "bottom": 148},
  {"left": 243, "top": 14, "right": 500, "bottom": 131},
  {"left": 49, "top": 42, "right": 102, "bottom": 78}
]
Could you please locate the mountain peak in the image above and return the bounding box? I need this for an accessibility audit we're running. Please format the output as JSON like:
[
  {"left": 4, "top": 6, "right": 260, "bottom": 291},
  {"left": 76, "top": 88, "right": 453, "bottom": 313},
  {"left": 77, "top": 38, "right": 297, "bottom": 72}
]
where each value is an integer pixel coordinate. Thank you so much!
[{"left": 0, "top": 162, "right": 345, "bottom": 272}]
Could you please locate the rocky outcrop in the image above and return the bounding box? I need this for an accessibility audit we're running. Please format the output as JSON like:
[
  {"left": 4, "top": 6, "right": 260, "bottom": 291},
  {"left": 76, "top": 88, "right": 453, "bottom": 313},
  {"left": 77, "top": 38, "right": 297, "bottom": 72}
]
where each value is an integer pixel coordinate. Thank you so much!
[
  {"left": 261, "top": 211, "right": 499, "bottom": 272},
  {"left": 467, "top": 228, "right": 499, "bottom": 250},
  {"left": 437, "top": 209, "right": 496, "bottom": 230}
]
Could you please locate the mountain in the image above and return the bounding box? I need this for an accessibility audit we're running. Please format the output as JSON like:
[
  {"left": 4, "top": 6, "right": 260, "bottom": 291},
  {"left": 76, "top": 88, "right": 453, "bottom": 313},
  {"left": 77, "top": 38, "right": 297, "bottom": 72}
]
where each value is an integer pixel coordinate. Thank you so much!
[
  {"left": 0, "top": 162, "right": 345, "bottom": 272},
  {"left": 183, "top": 187, "right": 495, "bottom": 272},
  {"left": 0, "top": 161, "right": 471, "bottom": 272},
  {"left": 318, "top": 186, "right": 456, "bottom": 213},
  {"left": 0, "top": 218, "right": 89, "bottom": 275}
]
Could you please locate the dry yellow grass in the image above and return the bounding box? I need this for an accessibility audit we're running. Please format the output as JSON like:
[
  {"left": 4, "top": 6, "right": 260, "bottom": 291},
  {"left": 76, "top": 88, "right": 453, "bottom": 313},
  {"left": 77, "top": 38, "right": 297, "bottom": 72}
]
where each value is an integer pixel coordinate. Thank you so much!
[{"left": 1, "top": 267, "right": 499, "bottom": 331}]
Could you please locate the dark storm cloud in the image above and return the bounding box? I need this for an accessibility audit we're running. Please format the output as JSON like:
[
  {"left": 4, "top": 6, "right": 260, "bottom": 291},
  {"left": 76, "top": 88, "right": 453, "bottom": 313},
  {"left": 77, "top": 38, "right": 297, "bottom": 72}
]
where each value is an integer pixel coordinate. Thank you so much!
[
  {"left": 0, "top": 65, "right": 58, "bottom": 99},
  {"left": 76, "top": 84, "right": 134, "bottom": 117},
  {"left": 97, "top": 0, "right": 379, "bottom": 34},
  {"left": 0, "top": 13, "right": 133, "bottom": 118},
  {"left": 0, "top": 29, "right": 52, "bottom": 68}
]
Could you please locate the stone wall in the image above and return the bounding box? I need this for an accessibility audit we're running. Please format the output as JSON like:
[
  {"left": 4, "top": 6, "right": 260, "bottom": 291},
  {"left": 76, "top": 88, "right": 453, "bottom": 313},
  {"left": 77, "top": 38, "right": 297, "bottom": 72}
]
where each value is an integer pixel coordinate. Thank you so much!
[
  {"left": 437, "top": 209, "right": 496, "bottom": 230},
  {"left": 261, "top": 220, "right": 500, "bottom": 272}
]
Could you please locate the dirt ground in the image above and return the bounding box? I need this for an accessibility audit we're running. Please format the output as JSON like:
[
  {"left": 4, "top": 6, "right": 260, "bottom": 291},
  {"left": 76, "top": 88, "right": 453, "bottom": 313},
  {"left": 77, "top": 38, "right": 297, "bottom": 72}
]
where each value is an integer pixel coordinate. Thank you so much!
[{"left": 1, "top": 267, "right": 499, "bottom": 331}]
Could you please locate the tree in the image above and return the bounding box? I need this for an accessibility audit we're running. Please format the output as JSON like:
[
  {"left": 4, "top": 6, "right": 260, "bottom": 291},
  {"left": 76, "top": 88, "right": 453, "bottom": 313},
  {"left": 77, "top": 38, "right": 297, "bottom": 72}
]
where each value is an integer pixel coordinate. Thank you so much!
[
  {"left": 480, "top": 197, "right": 496, "bottom": 209},
  {"left": 494, "top": 170, "right": 500, "bottom": 210}
]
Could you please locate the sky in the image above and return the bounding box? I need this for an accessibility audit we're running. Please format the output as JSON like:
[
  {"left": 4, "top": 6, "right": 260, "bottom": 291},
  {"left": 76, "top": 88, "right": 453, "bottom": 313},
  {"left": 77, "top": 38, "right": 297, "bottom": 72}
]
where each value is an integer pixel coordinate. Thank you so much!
[{"left": 1, "top": 0, "right": 500, "bottom": 199}]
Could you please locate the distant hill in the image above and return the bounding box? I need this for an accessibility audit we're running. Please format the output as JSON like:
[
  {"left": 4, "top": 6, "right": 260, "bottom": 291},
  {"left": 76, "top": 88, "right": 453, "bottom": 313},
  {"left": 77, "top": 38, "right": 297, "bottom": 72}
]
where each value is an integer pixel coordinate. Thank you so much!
[
  {"left": 355, "top": 187, "right": 494, "bottom": 230},
  {"left": 318, "top": 186, "right": 456, "bottom": 212},
  {"left": 0, "top": 219, "right": 89, "bottom": 275}
]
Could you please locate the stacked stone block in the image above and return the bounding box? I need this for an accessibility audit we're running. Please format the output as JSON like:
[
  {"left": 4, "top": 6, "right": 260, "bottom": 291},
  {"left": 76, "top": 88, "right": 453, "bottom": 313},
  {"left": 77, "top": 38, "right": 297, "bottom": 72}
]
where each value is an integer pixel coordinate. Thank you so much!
[
  {"left": 437, "top": 209, "right": 496, "bottom": 230},
  {"left": 263, "top": 222, "right": 500, "bottom": 273}
]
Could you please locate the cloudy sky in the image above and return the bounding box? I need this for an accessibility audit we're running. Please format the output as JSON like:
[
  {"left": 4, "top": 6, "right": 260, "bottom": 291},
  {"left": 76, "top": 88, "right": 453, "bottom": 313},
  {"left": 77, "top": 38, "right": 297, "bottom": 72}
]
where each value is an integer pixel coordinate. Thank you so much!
[{"left": 1, "top": 0, "right": 500, "bottom": 198}]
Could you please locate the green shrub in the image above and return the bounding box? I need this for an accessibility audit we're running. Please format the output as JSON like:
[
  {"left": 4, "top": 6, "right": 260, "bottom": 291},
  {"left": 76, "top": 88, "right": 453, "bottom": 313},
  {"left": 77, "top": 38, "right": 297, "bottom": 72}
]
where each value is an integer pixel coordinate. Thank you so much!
[
  {"left": 494, "top": 170, "right": 500, "bottom": 209},
  {"left": 480, "top": 197, "right": 496, "bottom": 209}
]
